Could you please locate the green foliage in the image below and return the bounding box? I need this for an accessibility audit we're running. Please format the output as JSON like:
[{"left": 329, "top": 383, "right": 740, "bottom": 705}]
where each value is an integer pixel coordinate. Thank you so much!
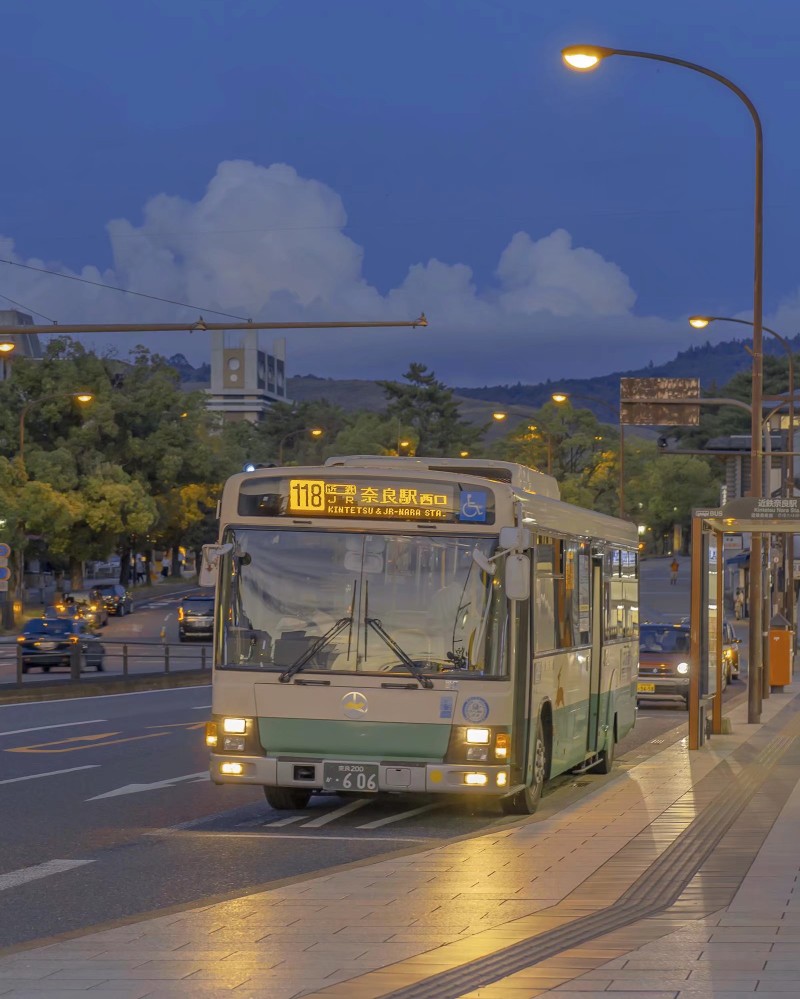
[{"left": 379, "top": 363, "right": 484, "bottom": 457}]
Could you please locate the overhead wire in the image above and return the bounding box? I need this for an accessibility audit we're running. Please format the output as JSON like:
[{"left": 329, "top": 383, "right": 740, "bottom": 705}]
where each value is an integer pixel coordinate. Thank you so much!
[
  {"left": 0, "top": 256, "right": 250, "bottom": 322},
  {"left": 0, "top": 291, "right": 56, "bottom": 324}
]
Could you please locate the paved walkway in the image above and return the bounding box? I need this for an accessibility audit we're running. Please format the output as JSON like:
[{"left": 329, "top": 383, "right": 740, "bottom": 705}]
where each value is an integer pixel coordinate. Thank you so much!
[{"left": 1, "top": 685, "right": 800, "bottom": 998}]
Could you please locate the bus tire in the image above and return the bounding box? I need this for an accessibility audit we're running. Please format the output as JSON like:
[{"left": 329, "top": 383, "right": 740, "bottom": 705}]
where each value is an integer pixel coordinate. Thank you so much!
[
  {"left": 593, "top": 717, "right": 616, "bottom": 775},
  {"left": 264, "top": 786, "right": 311, "bottom": 810},
  {"left": 501, "top": 717, "right": 548, "bottom": 816}
]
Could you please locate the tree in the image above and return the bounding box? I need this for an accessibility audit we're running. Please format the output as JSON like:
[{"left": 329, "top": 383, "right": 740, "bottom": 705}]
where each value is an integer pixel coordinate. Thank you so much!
[{"left": 379, "top": 363, "right": 483, "bottom": 456}]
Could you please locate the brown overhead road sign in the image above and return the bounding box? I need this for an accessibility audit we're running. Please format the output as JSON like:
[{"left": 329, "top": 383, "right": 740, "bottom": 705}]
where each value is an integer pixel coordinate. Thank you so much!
[{"left": 620, "top": 377, "right": 701, "bottom": 426}]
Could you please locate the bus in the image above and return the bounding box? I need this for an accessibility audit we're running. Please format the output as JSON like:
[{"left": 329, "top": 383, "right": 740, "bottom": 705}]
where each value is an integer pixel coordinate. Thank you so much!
[{"left": 203, "top": 456, "right": 638, "bottom": 815}]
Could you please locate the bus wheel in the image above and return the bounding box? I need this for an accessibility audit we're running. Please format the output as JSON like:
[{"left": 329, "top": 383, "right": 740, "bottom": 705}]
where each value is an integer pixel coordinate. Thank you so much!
[
  {"left": 592, "top": 718, "right": 616, "bottom": 774},
  {"left": 501, "top": 718, "right": 548, "bottom": 816},
  {"left": 264, "top": 787, "right": 311, "bottom": 810}
]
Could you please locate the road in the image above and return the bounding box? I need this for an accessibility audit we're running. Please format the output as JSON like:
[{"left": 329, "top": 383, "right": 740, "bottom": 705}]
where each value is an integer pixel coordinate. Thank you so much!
[
  {"left": 0, "top": 586, "right": 207, "bottom": 685},
  {"left": 0, "top": 558, "right": 742, "bottom": 950}
]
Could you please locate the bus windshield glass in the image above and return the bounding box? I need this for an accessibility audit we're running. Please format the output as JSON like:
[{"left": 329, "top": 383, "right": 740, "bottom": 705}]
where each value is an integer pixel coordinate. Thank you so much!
[{"left": 219, "top": 529, "right": 508, "bottom": 678}]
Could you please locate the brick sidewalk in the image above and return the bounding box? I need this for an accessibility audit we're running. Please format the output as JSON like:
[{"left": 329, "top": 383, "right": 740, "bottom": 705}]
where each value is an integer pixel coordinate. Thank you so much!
[{"left": 0, "top": 686, "right": 799, "bottom": 998}]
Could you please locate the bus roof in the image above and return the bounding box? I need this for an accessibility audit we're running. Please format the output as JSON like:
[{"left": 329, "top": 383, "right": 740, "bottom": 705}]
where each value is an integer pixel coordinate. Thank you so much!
[{"left": 323, "top": 456, "right": 560, "bottom": 500}]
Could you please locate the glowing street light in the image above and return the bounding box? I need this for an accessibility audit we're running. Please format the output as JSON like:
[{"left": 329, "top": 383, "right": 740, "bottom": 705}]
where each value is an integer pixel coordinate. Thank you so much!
[
  {"left": 561, "top": 45, "right": 613, "bottom": 71},
  {"left": 19, "top": 392, "right": 94, "bottom": 466},
  {"left": 492, "top": 412, "right": 507, "bottom": 422},
  {"left": 277, "top": 427, "right": 324, "bottom": 465}
]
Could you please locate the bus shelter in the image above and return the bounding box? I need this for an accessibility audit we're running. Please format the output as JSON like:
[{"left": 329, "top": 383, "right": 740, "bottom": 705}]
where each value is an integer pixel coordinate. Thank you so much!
[{"left": 690, "top": 497, "right": 800, "bottom": 749}]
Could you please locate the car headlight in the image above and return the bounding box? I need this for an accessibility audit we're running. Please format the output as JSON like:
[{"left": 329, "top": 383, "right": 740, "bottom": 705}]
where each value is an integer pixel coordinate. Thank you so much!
[{"left": 676, "top": 662, "right": 689, "bottom": 675}]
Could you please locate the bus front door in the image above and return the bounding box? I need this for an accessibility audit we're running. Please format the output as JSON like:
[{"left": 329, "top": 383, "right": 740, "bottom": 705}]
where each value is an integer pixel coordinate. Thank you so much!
[{"left": 587, "top": 553, "right": 604, "bottom": 752}]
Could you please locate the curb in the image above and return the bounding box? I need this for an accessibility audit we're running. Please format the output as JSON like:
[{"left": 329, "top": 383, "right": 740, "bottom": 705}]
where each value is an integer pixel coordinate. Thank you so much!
[{"left": 0, "top": 670, "right": 210, "bottom": 705}]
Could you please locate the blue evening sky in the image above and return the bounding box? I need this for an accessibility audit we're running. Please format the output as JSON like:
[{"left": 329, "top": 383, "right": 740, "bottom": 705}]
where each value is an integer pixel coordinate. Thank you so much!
[{"left": 1, "top": 0, "right": 798, "bottom": 385}]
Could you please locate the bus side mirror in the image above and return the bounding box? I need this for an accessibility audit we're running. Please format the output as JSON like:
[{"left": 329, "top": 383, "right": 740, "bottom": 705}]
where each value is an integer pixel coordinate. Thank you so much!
[
  {"left": 505, "top": 554, "right": 530, "bottom": 601},
  {"left": 199, "top": 543, "right": 232, "bottom": 587}
]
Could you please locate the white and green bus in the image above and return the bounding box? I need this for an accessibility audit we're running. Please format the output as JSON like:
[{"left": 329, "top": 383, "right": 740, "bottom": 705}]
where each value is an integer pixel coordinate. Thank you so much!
[{"left": 203, "top": 456, "right": 638, "bottom": 815}]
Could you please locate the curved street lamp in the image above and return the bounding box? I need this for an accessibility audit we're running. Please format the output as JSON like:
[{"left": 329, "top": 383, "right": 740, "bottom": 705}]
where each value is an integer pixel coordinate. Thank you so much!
[
  {"left": 562, "top": 43, "right": 765, "bottom": 723},
  {"left": 19, "top": 392, "right": 94, "bottom": 466},
  {"left": 690, "top": 314, "right": 797, "bottom": 643},
  {"left": 277, "top": 427, "right": 323, "bottom": 465}
]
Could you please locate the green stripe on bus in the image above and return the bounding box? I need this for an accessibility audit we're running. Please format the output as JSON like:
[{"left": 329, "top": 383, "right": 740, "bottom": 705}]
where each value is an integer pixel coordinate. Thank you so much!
[{"left": 258, "top": 718, "right": 450, "bottom": 760}]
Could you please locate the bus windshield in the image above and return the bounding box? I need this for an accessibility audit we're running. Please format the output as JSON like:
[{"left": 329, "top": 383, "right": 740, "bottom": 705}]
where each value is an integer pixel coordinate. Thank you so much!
[{"left": 219, "top": 529, "right": 508, "bottom": 678}]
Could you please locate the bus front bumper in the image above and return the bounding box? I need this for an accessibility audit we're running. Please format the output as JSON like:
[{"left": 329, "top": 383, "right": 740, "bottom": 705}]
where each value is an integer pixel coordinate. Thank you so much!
[{"left": 209, "top": 754, "right": 512, "bottom": 795}]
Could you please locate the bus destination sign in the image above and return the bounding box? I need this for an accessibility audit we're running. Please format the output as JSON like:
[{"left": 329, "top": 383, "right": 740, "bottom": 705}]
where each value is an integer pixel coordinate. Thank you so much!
[{"left": 288, "top": 478, "right": 476, "bottom": 522}]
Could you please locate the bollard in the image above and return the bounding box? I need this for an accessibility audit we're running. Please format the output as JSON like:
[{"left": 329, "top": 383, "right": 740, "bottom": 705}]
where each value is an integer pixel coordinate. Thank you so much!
[
  {"left": 16, "top": 644, "right": 22, "bottom": 686},
  {"left": 122, "top": 644, "right": 129, "bottom": 676},
  {"left": 70, "top": 641, "right": 82, "bottom": 682},
  {"left": 201, "top": 646, "right": 207, "bottom": 670},
  {"left": 164, "top": 645, "right": 170, "bottom": 674}
]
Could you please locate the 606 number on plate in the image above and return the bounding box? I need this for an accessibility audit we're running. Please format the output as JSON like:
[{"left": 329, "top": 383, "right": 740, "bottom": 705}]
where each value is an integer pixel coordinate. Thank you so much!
[{"left": 323, "top": 762, "right": 379, "bottom": 792}]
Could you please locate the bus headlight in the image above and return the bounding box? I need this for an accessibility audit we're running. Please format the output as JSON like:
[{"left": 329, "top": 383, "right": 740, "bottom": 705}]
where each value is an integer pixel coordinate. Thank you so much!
[
  {"left": 205, "top": 722, "right": 218, "bottom": 748},
  {"left": 464, "top": 772, "right": 488, "bottom": 786},
  {"left": 222, "top": 717, "right": 248, "bottom": 734},
  {"left": 220, "top": 761, "right": 244, "bottom": 776},
  {"left": 494, "top": 733, "right": 510, "bottom": 760},
  {"left": 466, "top": 746, "right": 488, "bottom": 761},
  {"left": 677, "top": 662, "right": 689, "bottom": 675},
  {"left": 466, "top": 728, "right": 490, "bottom": 745},
  {"left": 223, "top": 735, "right": 246, "bottom": 752}
]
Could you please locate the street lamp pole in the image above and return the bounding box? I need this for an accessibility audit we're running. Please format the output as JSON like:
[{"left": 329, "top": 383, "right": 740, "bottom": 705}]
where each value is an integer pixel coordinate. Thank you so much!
[
  {"left": 552, "top": 391, "right": 625, "bottom": 518},
  {"left": 562, "top": 45, "right": 764, "bottom": 723},
  {"left": 277, "top": 427, "right": 323, "bottom": 465},
  {"left": 690, "top": 315, "right": 796, "bottom": 645}
]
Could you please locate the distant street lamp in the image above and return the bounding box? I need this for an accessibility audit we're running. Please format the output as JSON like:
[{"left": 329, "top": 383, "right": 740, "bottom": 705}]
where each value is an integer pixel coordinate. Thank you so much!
[
  {"left": 0, "top": 340, "right": 15, "bottom": 354},
  {"left": 552, "top": 391, "right": 625, "bottom": 519},
  {"left": 19, "top": 392, "right": 94, "bottom": 466},
  {"left": 277, "top": 427, "right": 323, "bottom": 465},
  {"left": 562, "top": 43, "right": 765, "bottom": 725},
  {"left": 492, "top": 412, "right": 507, "bottom": 422}
]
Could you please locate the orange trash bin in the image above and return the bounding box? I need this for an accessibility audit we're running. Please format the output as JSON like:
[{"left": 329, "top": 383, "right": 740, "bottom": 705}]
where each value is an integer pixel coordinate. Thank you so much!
[{"left": 769, "top": 624, "right": 792, "bottom": 689}]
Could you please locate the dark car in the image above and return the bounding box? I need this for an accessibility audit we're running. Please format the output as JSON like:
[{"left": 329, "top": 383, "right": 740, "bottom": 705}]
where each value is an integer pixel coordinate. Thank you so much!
[
  {"left": 63, "top": 588, "right": 109, "bottom": 629},
  {"left": 95, "top": 583, "right": 133, "bottom": 616},
  {"left": 18, "top": 618, "right": 105, "bottom": 673},
  {"left": 637, "top": 623, "right": 692, "bottom": 709},
  {"left": 179, "top": 596, "right": 214, "bottom": 641}
]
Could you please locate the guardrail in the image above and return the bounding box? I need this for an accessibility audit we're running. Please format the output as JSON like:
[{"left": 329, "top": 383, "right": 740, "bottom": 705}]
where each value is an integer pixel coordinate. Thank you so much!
[{"left": 14, "top": 639, "right": 211, "bottom": 687}]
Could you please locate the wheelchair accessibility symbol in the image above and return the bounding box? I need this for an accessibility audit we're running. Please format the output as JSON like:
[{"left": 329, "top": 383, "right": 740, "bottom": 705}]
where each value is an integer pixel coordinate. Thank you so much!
[{"left": 459, "top": 491, "right": 487, "bottom": 522}]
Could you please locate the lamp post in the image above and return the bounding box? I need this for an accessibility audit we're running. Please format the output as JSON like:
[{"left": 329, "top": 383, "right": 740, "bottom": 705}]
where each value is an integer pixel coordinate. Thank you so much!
[
  {"left": 277, "top": 427, "right": 323, "bottom": 465},
  {"left": 552, "top": 391, "right": 625, "bottom": 518},
  {"left": 689, "top": 315, "right": 796, "bottom": 643},
  {"left": 19, "top": 392, "right": 94, "bottom": 467},
  {"left": 562, "top": 44, "right": 764, "bottom": 724}
]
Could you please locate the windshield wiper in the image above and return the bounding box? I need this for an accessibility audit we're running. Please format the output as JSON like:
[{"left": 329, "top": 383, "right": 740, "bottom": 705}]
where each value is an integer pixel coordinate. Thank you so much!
[
  {"left": 279, "top": 617, "right": 352, "bottom": 683},
  {"left": 365, "top": 617, "right": 434, "bottom": 689}
]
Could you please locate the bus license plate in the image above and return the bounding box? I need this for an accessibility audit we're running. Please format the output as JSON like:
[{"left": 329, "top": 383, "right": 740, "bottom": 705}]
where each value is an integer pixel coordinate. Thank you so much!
[
  {"left": 323, "top": 762, "right": 379, "bottom": 793},
  {"left": 637, "top": 682, "right": 656, "bottom": 693}
]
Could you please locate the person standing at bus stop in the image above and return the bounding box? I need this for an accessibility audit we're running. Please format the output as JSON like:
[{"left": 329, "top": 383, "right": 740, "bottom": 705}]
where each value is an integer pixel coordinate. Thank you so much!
[{"left": 670, "top": 557, "right": 680, "bottom": 585}]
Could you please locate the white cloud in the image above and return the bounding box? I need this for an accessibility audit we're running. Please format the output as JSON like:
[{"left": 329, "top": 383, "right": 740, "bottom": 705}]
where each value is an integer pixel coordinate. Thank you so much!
[{"left": 0, "top": 159, "right": 697, "bottom": 384}]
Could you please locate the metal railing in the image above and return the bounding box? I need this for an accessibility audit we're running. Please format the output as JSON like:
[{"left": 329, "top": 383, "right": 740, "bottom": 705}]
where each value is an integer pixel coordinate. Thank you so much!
[{"left": 13, "top": 639, "right": 211, "bottom": 687}]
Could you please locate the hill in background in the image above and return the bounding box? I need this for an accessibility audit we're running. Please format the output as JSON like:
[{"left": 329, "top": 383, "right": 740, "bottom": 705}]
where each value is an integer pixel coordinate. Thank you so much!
[{"left": 170, "top": 333, "right": 798, "bottom": 434}]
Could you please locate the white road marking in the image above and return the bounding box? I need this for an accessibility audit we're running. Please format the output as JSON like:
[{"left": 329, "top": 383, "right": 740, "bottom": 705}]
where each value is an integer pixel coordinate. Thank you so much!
[
  {"left": 0, "top": 686, "right": 210, "bottom": 707},
  {"left": 265, "top": 815, "right": 305, "bottom": 827},
  {"left": 0, "top": 765, "right": 100, "bottom": 786},
  {"left": 87, "top": 771, "right": 208, "bottom": 800},
  {"left": 357, "top": 802, "right": 447, "bottom": 829},
  {"left": 0, "top": 859, "right": 94, "bottom": 892},
  {"left": 300, "top": 798, "right": 371, "bottom": 828},
  {"left": 0, "top": 719, "right": 107, "bottom": 738},
  {"left": 192, "top": 705, "right": 212, "bottom": 710}
]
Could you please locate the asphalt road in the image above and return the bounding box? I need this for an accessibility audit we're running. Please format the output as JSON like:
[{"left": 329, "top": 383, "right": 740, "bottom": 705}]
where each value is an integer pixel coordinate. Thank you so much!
[{"left": 0, "top": 559, "right": 740, "bottom": 950}]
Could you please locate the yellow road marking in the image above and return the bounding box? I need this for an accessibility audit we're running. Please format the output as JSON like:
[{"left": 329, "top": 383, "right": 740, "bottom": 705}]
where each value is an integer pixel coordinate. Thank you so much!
[{"left": 8, "top": 732, "right": 170, "bottom": 754}]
